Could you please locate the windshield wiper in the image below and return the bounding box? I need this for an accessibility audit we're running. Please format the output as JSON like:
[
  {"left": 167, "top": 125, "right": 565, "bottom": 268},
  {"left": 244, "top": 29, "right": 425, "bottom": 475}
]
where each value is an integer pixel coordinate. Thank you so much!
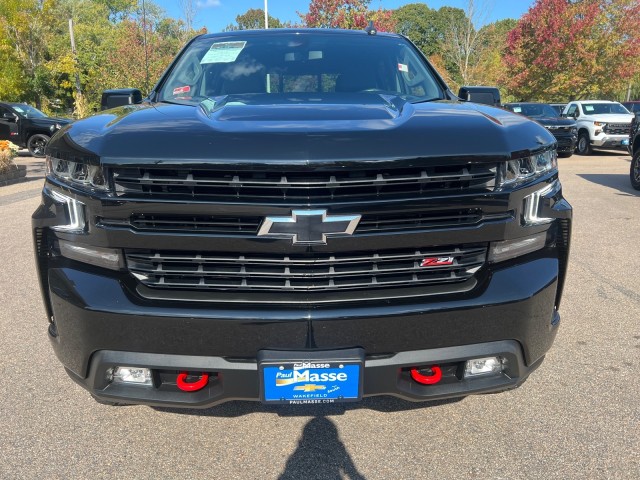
[{"left": 410, "top": 97, "right": 443, "bottom": 104}]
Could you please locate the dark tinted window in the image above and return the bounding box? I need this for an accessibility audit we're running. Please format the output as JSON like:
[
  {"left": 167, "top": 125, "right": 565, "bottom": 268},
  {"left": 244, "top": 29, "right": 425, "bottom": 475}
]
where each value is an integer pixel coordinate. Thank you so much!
[{"left": 508, "top": 104, "right": 559, "bottom": 118}]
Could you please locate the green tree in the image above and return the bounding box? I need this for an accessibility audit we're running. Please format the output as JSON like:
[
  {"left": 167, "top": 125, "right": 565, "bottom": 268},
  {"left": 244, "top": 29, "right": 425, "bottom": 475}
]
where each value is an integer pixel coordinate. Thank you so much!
[
  {"left": 224, "top": 8, "right": 284, "bottom": 31},
  {"left": 392, "top": 3, "right": 438, "bottom": 56},
  {"left": 470, "top": 19, "right": 518, "bottom": 97},
  {"left": 0, "top": 0, "right": 58, "bottom": 109}
]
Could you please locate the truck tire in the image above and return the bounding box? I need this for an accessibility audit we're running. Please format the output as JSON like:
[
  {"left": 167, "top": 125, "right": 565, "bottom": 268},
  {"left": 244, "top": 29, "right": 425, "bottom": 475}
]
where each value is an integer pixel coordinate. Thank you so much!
[
  {"left": 27, "top": 133, "right": 50, "bottom": 158},
  {"left": 631, "top": 151, "right": 640, "bottom": 190},
  {"left": 576, "top": 132, "right": 592, "bottom": 156}
]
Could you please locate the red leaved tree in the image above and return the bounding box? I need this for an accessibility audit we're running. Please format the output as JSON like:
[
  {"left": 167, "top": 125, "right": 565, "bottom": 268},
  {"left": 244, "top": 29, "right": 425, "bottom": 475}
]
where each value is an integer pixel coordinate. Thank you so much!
[
  {"left": 504, "top": 0, "right": 640, "bottom": 101},
  {"left": 300, "top": 0, "right": 396, "bottom": 32}
]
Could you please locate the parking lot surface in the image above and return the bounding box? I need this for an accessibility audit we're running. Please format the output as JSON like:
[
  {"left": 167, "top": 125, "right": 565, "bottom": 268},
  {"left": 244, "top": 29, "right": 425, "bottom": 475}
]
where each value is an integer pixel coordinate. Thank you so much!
[{"left": 0, "top": 151, "right": 638, "bottom": 479}]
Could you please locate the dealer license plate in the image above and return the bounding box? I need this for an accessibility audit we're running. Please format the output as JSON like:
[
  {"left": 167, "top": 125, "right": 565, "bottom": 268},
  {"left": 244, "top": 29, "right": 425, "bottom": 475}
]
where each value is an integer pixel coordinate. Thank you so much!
[
  {"left": 622, "top": 138, "right": 630, "bottom": 146},
  {"left": 259, "top": 349, "right": 364, "bottom": 405}
]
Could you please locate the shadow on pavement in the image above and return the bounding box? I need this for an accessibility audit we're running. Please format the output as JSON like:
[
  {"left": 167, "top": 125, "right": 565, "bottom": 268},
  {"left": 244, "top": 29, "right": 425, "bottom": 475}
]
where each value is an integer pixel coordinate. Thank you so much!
[
  {"left": 577, "top": 173, "right": 639, "bottom": 197},
  {"left": 277, "top": 417, "right": 366, "bottom": 480},
  {"left": 154, "top": 397, "right": 464, "bottom": 479}
]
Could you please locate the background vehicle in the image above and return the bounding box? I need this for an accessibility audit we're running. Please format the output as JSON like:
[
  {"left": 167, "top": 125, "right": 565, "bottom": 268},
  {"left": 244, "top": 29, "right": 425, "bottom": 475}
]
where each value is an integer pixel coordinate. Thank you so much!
[
  {"left": 549, "top": 103, "right": 567, "bottom": 116},
  {"left": 505, "top": 102, "right": 577, "bottom": 158},
  {"left": 630, "top": 112, "right": 640, "bottom": 190},
  {"left": 33, "top": 29, "right": 571, "bottom": 408},
  {"left": 458, "top": 86, "right": 501, "bottom": 107},
  {"left": 562, "top": 100, "right": 633, "bottom": 155},
  {"left": 0, "top": 102, "right": 71, "bottom": 157},
  {"left": 622, "top": 101, "right": 640, "bottom": 114}
]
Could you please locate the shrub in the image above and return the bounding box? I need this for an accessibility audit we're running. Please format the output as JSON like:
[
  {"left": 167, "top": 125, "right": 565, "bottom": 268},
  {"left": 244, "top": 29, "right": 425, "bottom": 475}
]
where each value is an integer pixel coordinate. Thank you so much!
[{"left": 0, "top": 140, "right": 19, "bottom": 174}]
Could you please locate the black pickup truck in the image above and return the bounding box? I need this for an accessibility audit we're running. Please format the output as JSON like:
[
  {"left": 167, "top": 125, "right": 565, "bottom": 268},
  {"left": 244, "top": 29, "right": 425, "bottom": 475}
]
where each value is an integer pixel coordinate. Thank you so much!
[
  {"left": 33, "top": 29, "right": 572, "bottom": 408},
  {"left": 0, "top": 102, "right": 71, "bottom": 157},
  {"left": 504, "top": 103, "right": 578, "bottom": 158}
]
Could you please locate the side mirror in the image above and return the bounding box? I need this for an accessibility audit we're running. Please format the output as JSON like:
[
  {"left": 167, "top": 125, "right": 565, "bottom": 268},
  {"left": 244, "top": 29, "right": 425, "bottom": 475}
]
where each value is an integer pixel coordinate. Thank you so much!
[
  {"left": 2, "top": 112, "right": 16, "bottom": 121},
  {"left": 100, "top": 88, "right": 143, "bottom": 111}
]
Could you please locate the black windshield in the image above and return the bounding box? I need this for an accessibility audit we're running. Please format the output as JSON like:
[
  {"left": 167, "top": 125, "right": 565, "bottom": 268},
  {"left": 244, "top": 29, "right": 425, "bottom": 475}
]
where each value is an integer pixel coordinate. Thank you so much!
[{"left": 159, "top": 32, "right": 444, "bottom": 104}]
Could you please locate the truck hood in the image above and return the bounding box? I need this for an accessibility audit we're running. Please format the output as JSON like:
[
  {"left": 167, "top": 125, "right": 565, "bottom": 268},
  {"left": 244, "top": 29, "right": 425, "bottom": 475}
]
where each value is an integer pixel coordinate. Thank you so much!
[
  {"left": 528, "top": 117, "right": 576, "bottom": 128},
  {"left": 47, "top": 95, "right": 555, "bottom": 166}
]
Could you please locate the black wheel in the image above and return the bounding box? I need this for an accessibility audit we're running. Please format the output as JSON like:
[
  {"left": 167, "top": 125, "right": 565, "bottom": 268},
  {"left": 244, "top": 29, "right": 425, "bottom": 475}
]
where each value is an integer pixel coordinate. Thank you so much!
[
  {"left": 631, "top": 151, "right": 640, "bottom": 190},
  {"left": 27, "top": 133, "right": 50, "bottom": 157},
  {"left": 558, "top": 152, "right": 573, "bottom": 158},
  {"left": 576, "top": 131, "right": 592, "bottom": 155}
]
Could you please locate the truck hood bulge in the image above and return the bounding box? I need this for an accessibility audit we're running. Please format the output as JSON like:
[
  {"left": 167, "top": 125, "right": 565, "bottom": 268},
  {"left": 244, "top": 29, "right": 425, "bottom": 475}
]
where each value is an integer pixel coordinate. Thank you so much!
[{"left": 47, "top": 96, "right": 555, "bottom": 166}]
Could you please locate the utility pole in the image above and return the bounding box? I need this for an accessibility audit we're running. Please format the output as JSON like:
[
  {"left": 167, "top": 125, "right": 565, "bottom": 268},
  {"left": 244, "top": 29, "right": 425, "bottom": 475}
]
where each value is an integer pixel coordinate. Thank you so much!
[
  {"left": 68, "top": 19, "right": 82, "bottom": 97},
  {"left": 142, "top": 0, "right": 150, "bottom": 94},
  {"left": 264, "top": 0, "right": 269, "bottom": 29}
]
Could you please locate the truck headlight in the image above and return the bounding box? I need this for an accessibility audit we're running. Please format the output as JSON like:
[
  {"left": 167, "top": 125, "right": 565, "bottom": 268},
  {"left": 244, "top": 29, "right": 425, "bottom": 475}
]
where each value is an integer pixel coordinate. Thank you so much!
[
  {"left": 593, "top": 121, "right": 606, "bottom": 127},
  {"left": 46, "top": 155, "right": 108, "bottom": 192},
  {"left": 498, "top": 149, "right": 557, "bottom": 188}
]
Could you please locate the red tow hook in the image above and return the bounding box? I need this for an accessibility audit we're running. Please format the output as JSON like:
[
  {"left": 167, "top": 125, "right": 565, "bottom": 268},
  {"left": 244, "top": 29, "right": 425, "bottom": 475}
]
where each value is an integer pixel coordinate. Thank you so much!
[
  {"left": 410, "top": 365, "right": 443, "bottom": 385},
  {"left": 176, "top": 372, "right": 209, "bottom": 392}
]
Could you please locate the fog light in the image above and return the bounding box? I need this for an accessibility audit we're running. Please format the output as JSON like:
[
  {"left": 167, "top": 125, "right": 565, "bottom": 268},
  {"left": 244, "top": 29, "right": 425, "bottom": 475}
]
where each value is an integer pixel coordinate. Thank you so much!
[
  {"left": 489, "top": 232, "right": 546, "bottom": 263},
  {"left": 59, "top": 240, "right": 123, "bottom": 270},
  {"left": 112, "top": 367, "right": 152, "bottom": 385},
  {"left": 464, "top": 357, "right": 503, "bottom": 378}
]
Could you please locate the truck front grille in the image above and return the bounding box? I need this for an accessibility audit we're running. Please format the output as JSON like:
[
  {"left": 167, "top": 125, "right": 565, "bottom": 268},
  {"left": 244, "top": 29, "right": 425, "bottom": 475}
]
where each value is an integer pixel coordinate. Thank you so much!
[
  {"left": 125, "top": 246, "right": 487, "bottom": 292},
  {"left": 111, "top": 165, "right": 498, "bottom": 202},
  {"left": 100, "top": 209, "right": 512, "bottom": 235},
  {"left": 603, "top": 123, "right": 631, "bottom": 135}
]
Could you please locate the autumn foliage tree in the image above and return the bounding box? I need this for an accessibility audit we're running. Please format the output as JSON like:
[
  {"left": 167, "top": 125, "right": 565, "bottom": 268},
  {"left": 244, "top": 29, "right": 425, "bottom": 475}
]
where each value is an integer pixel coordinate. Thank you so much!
[
  {"left": 504, "top": 0, "right": 640, "bottom": 101},
  {"left": 300, "top": 0, "right": 395, "bottom": 32},
  {"left": 224, "top": 8, "right": 285, "bottom": 31}
]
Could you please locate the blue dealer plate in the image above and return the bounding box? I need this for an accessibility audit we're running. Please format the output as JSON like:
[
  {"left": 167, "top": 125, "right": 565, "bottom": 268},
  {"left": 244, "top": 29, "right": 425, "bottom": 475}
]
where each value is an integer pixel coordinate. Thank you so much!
[
  {"left": 261, "top": 360, "right": 362, "bottom": 404},
  {"left": 622, "top": 138, "right": 630, "bottom": 146}
]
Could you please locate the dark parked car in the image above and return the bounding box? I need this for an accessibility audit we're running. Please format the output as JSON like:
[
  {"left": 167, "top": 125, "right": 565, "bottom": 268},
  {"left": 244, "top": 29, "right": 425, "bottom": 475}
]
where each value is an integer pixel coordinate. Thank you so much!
[
  {"left": 630, "top": 112, "right": 640, "bottom": 189},
  {"left": 504, "top": 102, "right": 577, "bottom": 158},
  {"left": 622, "top": 101, "right": 640, "bottom": 114},
  {"left": 0, "top": 102, "right": 72, "bottom": 157},
  {"left": 550, "top": 103, "right": 567, "bottom": 116},
  {"left": 33, "top": 29, "right": 571, "bottom": 408}
]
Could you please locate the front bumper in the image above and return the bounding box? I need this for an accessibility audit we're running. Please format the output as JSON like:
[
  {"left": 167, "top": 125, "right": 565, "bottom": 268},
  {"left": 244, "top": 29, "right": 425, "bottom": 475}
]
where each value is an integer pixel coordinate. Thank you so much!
[
  {"left": 45, "top": 253, "right": 562, "bottom": 406},
  {"left": 553, "top": 134, "right": 577, "bottom": 153},
  {"left": 33, "top": 172, "right": 572, "bottom": 407},
  {"left": 592, "top": 133, "right": 630, "bottom": 149},
  {"left": 71, "top": 339, "right": 546, "bottom": 407}
]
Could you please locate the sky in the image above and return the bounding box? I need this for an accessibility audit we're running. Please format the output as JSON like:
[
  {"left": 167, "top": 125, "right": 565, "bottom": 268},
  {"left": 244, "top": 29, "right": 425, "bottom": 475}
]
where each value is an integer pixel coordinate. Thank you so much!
[{"left": 153, "top": 0, "right": 537, "bottom": 33}]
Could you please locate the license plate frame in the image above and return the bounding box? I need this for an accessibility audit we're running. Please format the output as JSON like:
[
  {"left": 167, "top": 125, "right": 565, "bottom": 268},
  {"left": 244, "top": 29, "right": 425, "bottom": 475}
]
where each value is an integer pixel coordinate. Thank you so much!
[{"left": 258, "top": 348, "right": 364, "bottom": 405}]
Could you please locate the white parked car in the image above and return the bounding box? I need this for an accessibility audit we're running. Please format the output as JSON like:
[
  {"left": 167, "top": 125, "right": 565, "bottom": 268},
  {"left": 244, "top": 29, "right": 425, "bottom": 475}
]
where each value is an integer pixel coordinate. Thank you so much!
[{"left": 562, "top": 100, "right": 633, "bottom": 155}]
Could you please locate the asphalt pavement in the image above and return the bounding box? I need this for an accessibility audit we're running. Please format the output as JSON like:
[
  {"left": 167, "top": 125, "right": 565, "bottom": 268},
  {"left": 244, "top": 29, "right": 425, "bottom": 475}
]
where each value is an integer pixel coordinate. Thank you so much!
[{"left": 0, "top": 151, "right": 638, "bottom": 479}]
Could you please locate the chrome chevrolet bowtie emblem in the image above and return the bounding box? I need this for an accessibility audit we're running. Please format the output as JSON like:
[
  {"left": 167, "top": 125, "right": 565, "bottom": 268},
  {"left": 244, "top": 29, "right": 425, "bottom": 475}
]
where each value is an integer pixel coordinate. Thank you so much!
[{"left": 257, "top": 210, "right": 361, "bottom": 245}]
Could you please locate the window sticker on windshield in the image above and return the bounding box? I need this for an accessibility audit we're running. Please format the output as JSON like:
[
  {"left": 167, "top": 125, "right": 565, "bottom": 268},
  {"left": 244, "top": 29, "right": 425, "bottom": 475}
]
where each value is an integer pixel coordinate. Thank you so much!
[
  {"left": 200, "top": 41, "right": 247, "bottom": 64},
  {"left": 398, "top": 63, "right": 409, "bottom": 73},
  {"left": 513, "top": 107, "right": 522, "bottom": 113},
  {"left": 13, "top": 106, "right": 24, "bottom": 113},
  {"left": 173, "top": 85, "right": 191, "bottom": 96},
  {"left": 584, "top": 105, "right": 594, "bottom": 112}
]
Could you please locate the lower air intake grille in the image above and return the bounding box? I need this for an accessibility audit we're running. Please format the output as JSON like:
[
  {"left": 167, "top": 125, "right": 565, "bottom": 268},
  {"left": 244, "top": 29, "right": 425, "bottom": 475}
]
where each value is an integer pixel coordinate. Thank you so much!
[{"left": 125, "top": 246, "right": 487, "bottom": 292}]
